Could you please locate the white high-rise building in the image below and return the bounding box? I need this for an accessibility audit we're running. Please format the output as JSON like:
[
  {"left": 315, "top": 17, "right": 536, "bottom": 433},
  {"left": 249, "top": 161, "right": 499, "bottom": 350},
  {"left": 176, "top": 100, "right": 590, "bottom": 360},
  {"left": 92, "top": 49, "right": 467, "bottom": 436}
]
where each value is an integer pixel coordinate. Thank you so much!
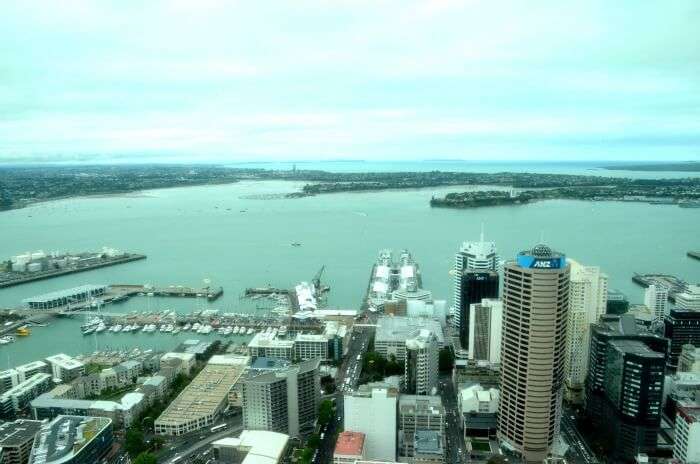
[
  {"left": 468, "top": 299, "right": 503, "bottom": 364},
  {"left": 344, "top": 387, "right": 398, "bottom": 462},
  {"left": 404, "top": 330, "right": 439, "bottom": 396},
  {"left": 676, "top": 285, "right": 700, "bottom": 311},
  {"left": 674, "top": 405, "right": 700, "bottom": 464},
  {"left": 452, "top": 230, "right": 498, "bottom": 329},
  {"left": 645, "top": 284, "right": 669, "bottom": 322},
  {"left": 564, "top": 259, "right": 608, "bottom": 404}
]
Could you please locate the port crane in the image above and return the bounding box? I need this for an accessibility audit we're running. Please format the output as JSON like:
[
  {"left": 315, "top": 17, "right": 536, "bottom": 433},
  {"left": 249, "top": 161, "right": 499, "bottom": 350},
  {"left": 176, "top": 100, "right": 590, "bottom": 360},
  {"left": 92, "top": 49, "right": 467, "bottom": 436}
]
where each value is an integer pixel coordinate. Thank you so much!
[{"left": 312, "top": 265, "right": 325, "bottom": 291}]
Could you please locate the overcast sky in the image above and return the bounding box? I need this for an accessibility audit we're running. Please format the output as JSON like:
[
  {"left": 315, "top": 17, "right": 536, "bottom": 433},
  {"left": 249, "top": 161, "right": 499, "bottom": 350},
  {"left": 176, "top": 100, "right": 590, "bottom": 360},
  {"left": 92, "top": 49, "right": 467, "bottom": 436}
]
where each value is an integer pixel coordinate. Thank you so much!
[{"left": 1, "top": 0, "right": 699, "bottom": 163}]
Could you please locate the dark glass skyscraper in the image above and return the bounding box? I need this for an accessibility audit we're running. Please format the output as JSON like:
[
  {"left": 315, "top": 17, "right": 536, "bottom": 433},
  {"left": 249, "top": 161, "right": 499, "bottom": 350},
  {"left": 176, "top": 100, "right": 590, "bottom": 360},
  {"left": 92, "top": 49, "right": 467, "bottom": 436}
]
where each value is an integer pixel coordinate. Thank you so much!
[
  {"left": 664, "top": 309, "right": 700, "bottom": 371},
  {"left": 459, "top": 270, "right": 499, "bottom": 349}
]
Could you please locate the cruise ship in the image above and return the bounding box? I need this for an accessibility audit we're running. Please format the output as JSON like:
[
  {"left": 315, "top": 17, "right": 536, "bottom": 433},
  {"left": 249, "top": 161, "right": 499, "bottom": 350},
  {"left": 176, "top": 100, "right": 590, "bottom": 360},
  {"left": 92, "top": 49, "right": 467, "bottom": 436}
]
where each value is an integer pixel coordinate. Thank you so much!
[{"left": 367, "top": 249, "right": 422, "bottom": 308}]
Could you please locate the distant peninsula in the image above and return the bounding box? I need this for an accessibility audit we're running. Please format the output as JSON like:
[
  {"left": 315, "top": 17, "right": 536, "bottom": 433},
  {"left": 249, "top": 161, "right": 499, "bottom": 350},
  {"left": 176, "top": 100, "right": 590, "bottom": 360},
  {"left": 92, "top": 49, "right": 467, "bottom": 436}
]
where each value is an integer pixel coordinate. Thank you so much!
[{"left": 602, "top": 161, "right": 700, "bottom": 172}]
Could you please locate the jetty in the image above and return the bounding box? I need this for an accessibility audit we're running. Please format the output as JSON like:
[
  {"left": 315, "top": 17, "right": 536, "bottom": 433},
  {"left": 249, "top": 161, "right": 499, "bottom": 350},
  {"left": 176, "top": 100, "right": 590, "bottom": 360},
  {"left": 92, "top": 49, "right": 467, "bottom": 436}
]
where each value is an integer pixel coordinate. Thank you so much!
[
  {"left": 631, "top": 273, "right": 689, "bottom": 302},
  {"left": 688, "top": 251, "right": 700, "bottom": 261}
]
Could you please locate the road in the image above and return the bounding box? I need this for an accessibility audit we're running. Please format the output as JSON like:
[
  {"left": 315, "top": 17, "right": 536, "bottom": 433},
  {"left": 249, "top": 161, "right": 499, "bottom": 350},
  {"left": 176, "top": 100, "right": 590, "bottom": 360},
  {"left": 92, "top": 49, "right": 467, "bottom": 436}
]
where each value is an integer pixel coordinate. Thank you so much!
[
  {"left": 314, "top": 312, "right": 377, "bottom": 463},
  {"left": 560, "top": 408, "right": 599, "bottom": 464},
  {"left": 157, "top": 414, "right": 243, "bottom": 464},
  {"left": 438, "top": 374, "right": 466, "bottom": 464}
]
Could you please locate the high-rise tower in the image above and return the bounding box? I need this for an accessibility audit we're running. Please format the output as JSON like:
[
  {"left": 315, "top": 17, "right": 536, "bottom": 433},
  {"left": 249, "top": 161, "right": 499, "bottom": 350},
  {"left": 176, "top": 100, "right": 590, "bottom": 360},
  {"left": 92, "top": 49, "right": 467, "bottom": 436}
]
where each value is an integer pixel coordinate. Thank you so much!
[
  {"left": 452, "top": 229, "right": 498, "bottom": 342},
  {"left": 564, "top": 259, "right": 608, "bottom": 404},
  {"left": 497, "top": 244, "right": 570, "bottom": 464}
]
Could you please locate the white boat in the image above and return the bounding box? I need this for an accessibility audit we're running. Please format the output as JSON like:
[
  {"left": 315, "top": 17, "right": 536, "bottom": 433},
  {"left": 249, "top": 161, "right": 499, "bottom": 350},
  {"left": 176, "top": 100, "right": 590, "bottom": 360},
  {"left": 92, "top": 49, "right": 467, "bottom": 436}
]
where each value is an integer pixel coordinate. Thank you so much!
[
  {"left": 182, "top": 323, "right": 191, "bottom": 331},
  {"left": 141, "top": 325, "right": 149, "bottom": 333},
  {"left": 192, "top": 323, "right": 201, "bottom": 332},
  {"left": 246, "top": 327, "right": 254, "bottom": 335},
  {"left": 217, "top": 327, "right": 226, "bottom": 335},
  {"left": 111, "top": 324, "right": 123, "bottom": 333},
  {"left": 121, "top": 325, "right": 132, "bottom": 332},
  {"left": 172, "top": 327, "right": 180, "bottom": 334},
  {"left": 232, "top": 326, "right": 239, "bottom": 334},
  {"left": 95, "top": 324, "right": 106, "bottom": 333},
  {"left": 200, "top": 324, "right": 212, "bottom": 334},
  {"left": 0, "top": 336, "right": 15, "bottom": 345},
  {"left": 132, "top": 324, "right": 141, "bottom": 332},
  {"left": 223, "top": 326, "right": 232, "bottom": 335}
]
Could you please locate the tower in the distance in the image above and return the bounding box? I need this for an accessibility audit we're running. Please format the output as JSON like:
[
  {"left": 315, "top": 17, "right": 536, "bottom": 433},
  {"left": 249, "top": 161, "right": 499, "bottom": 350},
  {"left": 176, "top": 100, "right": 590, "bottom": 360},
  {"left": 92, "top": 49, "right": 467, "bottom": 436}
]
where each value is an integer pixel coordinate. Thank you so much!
[{"left": 497, "top": 244, "right": 570, "bottom": 463}]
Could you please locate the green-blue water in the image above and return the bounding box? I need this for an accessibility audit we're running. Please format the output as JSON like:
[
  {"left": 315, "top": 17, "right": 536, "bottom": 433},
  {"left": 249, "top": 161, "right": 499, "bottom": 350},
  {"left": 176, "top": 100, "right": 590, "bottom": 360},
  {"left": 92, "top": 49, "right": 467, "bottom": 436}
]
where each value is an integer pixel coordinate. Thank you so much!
[{"left": 0, "top": 174, "right": 698, "bottom": 365}]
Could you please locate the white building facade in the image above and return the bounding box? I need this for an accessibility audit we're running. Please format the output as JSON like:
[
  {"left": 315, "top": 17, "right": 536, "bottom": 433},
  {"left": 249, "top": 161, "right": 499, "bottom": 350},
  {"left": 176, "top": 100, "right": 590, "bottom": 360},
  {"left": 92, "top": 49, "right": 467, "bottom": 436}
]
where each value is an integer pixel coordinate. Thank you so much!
[
  {"left": 564, "top": 260, "right": 608, "bottom": 403},
  {"left": 344, "top": 387, "right": 398, "bottom": 462},
  {"left": 644, "top": 284, "right": 669, "bottom": 323}
]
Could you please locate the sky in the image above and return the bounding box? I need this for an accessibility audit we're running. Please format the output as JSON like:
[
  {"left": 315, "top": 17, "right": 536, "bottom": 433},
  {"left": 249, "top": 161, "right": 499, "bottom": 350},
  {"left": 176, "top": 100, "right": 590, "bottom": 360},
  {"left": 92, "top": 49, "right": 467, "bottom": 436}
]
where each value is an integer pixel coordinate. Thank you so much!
[{"left": 0, "top": 0, "right": 699, "bottom": 164}]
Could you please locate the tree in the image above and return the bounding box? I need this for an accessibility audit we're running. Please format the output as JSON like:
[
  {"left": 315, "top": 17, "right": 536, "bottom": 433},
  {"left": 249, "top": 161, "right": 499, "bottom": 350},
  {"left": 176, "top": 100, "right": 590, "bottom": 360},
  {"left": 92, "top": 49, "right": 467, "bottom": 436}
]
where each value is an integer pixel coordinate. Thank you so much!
[
  {"left": 124, "top": 428, "right": 147, "bottom": 457},
  {"left": 133, "top": 452, "right": 157, "bottom": 464},
  {"left": 318, "top": 400, "right": 334, "bottom": 425}
]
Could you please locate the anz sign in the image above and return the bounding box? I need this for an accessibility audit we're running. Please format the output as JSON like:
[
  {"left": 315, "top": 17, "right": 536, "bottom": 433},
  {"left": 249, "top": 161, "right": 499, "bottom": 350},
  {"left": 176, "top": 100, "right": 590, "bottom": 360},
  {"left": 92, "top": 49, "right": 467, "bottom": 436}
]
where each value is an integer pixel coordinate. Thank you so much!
[{"left": 517, "top": 255, "right": 566, "bottom": 269}]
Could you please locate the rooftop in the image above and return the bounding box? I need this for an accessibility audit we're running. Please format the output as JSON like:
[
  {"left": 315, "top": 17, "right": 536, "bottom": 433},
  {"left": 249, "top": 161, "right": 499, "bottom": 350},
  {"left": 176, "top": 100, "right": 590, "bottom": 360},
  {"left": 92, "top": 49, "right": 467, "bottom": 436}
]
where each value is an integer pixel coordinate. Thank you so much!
[
  {"left": 248, "top": 332, "right": 295, "bottom": 349},
  {"left": 45, "top": 354, "right": 84, "bottom": 370},
  {"left": 208, "top": 354, "right": 250, "bottom": 366},
  {"left": 334, "top": 431, "right": 365, "bottom": 457},
  {"left": 376, "top": 316, "right": 444, "bottom": 345},
  {"left": 414, "top": 430, "right": 443, "bottom": 455},
  {"left": 0, "top": 419, "right": 43, "bottom": 446},
  {"left": 22, "top": 285, "right": 106, "bottom": 304},
  {"left": 609, "top": 339, "right": 665, "bottom": 359},
  {"left": 250, "top": 357, "right": 292, "bottom": 371},
  {"left": 212, "top": 430, "right": 289, "bottom": 464},
  {"left": 29, "top": 415, "right": 111, "bottom": 464},
  {"left": 155, "top": 363, "right": 246, "bottom": 427},
  {"left": 677, "top": 405, "right": 700, "bottom": 423},
  {"left": 16, "top": 360, "right": 48, "bottom": 372},
  {"left": 399, "top": 395, "right": 444, "bottom": 416}
]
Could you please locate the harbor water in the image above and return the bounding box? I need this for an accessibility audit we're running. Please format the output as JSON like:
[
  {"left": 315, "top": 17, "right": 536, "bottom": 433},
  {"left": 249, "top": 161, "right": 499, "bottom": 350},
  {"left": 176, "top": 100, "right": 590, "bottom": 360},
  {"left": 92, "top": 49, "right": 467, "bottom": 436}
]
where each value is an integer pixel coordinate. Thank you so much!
[{"left": 0, "top": 170, "right": 698, "bottom": 365}]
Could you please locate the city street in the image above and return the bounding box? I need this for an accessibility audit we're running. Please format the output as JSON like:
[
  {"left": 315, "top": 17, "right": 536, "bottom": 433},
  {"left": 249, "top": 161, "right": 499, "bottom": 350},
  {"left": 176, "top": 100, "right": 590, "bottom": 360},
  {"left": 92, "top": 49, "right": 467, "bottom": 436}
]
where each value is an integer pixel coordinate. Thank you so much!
[
  {"left": 439, "top": 374, "right": 466, "bottom": 464},
  {"left": 560, "top": 408, "right": 599, "bottom": 464}
]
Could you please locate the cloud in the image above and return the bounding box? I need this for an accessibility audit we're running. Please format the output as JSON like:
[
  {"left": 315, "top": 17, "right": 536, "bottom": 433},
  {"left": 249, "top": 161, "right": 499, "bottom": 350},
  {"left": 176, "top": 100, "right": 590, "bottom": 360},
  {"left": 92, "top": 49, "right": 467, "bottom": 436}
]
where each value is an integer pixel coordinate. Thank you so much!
[{"left": 0, "top": 0, "right": 698, "bottom": 162}]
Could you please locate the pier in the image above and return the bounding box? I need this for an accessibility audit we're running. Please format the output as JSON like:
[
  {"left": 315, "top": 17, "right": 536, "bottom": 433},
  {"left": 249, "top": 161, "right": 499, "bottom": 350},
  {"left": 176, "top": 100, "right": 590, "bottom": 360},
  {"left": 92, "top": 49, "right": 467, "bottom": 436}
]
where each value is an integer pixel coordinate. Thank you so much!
[
  {"left": 688, "top": 251, "right": 700, "bottom": 261},
  {"left": 245, "top": 287, "right": 290, "bottom": 296},
  {"left": 0, "top": 253, "right": 146, "bottom": 288},
  {"left": 110, "top": 284, "right": 224, "bottom": 301},
  {"left": 632, "top": 273, "right": 689, "bottom": 302}
]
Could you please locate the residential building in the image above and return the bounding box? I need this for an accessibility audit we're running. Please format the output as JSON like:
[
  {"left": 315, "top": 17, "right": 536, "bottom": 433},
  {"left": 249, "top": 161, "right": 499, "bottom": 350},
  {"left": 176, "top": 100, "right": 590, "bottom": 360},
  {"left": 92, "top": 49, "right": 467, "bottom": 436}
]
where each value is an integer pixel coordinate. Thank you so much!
[
  {"left": 664, "top": 373, "right": 700, "bottom": 421},
  {"left": 375, "top": 317, "right": 444, "bottom": 362},
  {"left": 155, "top": 357, "right": 248, "bottom": 436},
  {"left": 644, "top": 284, "right": 669, "bottom": 323},
  {"left": 459, "top": 384, "right": 499, "bottom": 438},
  {"left": 247, "top": 333, "right": 295, "bottom": 360},
  {"left": 674, "top": 405, "right": 700, "bottom": 464},
  {"left": 679, "top": 345, "right": 700, "bottom": 373},
  {"left": 564, "top": 259, "right": 608, "bottom": 404},
  {"left": 241, "top": 359, "right": 320, "bottom": 438},
  {"left": 28, "top": 415, "right": 113, "bottom": 464},
  {"left": 334, "top": 432, "right": 366, "bottom": 464},
  {"left": 344, "top": 387, "right": 398, "bottom": 462},
  {"left": 498, "top": 244, "right": 570, "bottom": 464},
  {"left": 467, "top": 299, "right": 503, "bottom": 364},
  {"left": 0, "top": 369, "right": 19, "bottom": 394},
  {"left": 602, "top": 340, "right": 665, "bottom": 461},
  {"left": 664, "top": 309, "right": 700, "bottom": 371},
  {"left": 212, "top": 430, "right": 289, "bottom": 464},
  {"left": 45, "top": 354, "right": 85, "bottom": 383},
  {"left": 452, "top": 235, "right": 499, "bottom": 332},
  {"left": 0, "top": 373, "right": 52, "bottom": 420},
  {"left": 676, "top": 285, "right": 700, "bottom": 311},
  {"left": 0, "top": 419, "right": 42, "bottom": 464},
  {"left": 159, "top": 352, "right": 196, "bottom": 376},
  {"left": 458, "top": 271, "right": 499, "bottom": 350},
  {"left": 16, "top": 362, "right": 49, "bottom": 383},
  {"left": 294, "top": 334, "right": 330, "bottom": 361},
  {"left": 397, "top": 395, "right": 444, "bottom": 460},
  {"left": 31, "top": 392, "right": 144, "bottom": 429},
  {"left": 404, "top": 330, "right": 439, "bottom": 396}
]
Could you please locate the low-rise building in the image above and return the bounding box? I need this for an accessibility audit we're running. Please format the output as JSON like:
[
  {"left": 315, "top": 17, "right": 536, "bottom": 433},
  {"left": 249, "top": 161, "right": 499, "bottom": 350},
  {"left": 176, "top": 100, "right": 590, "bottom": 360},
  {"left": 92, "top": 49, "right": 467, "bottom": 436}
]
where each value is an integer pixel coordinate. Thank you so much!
[
  {"left": 212, "top": 430, "right": 289, "bottom": 464},
  {"left": 679, "top": 345, "right": 700, "bottom": 374},
  {"left": 294, "top": 334, "right": 329, "bottom": 361},
  {"left": 674, "top": 404, "right": 700, "bottom": 464},
  {"left": 334, "top": 432, "right": 366, "bottom": 464},
  {"left": 31, "top": 392, "right": 145, "bottom": 429},
  {"left": 45, "top": 354, "right": 84, "bottom": 383},
  {"left": 160, "top": 352, "right": 196, "bottom": 376},
  {"left": 375, "top": 317, "right": 444, "bottom": 362},
  {"left": 0, "top": 419, "right": 43, "bottom": 464},
  {"left": 459, "top": 384, "right": 499, "bottom": 438},
  {"left": 0, "top": 369, "right": 20, "bottom": 394},
  {"left": 0, "top": 373, "right": 53, "bottom": 420},
  {"left": 412, "top": 430, "right": 444, "bottom": 464},
  {"left": 398, "top": 395, "right": 444, "bottom": 460},
  {"left": 344, "top": 387, "right": 398, "bottom": 462},
  {"left": 247, "top": 333, "right": 295, "bottom": 360},
  {"left": 28, "top": 415, "right": 113, "bottom": 464},
  {"left": 15, "top": 362, "right": 49, "bottom": 383}
]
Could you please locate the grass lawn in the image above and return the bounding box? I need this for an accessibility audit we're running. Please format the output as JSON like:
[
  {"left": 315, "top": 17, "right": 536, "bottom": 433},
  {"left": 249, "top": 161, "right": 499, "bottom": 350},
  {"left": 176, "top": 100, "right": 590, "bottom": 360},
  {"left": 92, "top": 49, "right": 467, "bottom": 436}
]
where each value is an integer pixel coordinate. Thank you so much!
[{"left": 470, "top": 440, "right": 492, "bottom": 452}]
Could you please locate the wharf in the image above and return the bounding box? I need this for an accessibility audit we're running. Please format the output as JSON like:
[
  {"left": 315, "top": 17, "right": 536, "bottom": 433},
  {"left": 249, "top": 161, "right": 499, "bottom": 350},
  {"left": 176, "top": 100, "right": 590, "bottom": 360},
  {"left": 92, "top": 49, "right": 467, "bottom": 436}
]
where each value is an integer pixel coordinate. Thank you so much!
[
  {"left": 110, "top": 284, "right": 223, "bottom": 301},
  {"left": 0, "top": 254, "right": 147, "bottom": 288},
  {"left": 245, "top": 287, "right": 289, "bottom": 296},
  {"left": 632, "top": 273, "right": 689, "bottom": 302},
  {"left": 688, "top": 251, "right": 700, "bottom": 261}
]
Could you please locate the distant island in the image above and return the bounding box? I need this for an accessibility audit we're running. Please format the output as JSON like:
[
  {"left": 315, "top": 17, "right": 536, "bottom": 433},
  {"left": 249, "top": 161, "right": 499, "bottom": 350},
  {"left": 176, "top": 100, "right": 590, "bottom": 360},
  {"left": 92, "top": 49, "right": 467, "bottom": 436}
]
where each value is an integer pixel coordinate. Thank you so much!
[
  {"left": 602, "top": 161, "right": 700, "bottom": 172},
  {"left": 2, "top": 164, "right": 699, "bottom": 212}
]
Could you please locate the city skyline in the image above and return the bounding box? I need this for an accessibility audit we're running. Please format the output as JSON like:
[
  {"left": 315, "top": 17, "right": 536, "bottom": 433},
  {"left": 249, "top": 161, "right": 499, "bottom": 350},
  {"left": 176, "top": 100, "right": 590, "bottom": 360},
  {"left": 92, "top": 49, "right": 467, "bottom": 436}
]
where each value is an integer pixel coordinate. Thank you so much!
[{"left": 1, "top": 1, "right": 699, "bottom": 163}]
